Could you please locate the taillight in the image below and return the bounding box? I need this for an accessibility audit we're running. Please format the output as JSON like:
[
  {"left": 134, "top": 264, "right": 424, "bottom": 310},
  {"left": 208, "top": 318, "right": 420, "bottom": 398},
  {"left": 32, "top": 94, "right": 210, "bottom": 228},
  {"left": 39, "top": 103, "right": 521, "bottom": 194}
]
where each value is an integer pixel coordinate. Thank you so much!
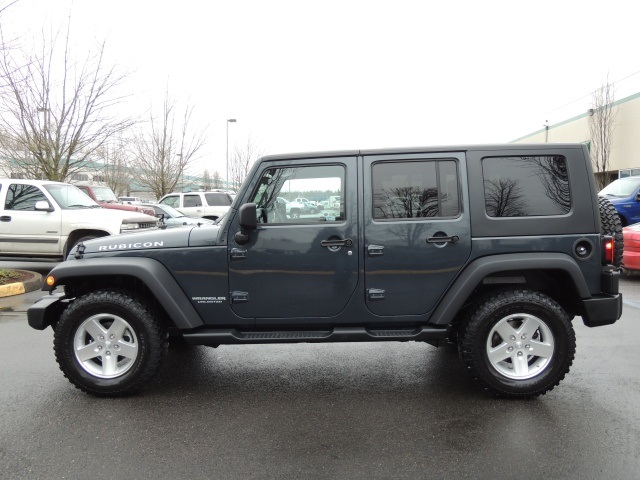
[{"left": 601, "top": 235, "right": 614, "bottom": 265}]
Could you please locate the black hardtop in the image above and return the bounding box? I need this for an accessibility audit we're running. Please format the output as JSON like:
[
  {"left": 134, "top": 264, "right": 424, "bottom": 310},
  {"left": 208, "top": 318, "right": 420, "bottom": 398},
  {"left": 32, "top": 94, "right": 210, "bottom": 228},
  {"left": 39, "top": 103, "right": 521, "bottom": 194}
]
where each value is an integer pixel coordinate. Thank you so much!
[{"left": 258, "top": 143, "right": 586, "bottom": 162}]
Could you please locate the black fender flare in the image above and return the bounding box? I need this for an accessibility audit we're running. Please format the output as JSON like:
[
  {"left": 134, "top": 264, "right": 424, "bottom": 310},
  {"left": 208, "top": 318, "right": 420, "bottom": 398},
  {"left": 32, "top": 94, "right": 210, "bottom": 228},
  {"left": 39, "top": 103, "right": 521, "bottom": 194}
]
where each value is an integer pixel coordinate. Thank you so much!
[
  {"left": 42, "top": 257, "right": 204, "bottom": 329},
  {"left": 429, "top": 253, "right": 591, "bottom": 326}
]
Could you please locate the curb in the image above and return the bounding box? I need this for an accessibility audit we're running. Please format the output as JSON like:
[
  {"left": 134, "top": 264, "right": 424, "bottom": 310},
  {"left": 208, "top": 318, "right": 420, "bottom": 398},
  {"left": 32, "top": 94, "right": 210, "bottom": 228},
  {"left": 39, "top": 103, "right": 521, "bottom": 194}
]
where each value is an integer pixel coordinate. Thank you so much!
[{"left": 0, "top": 271, "right": 43, "bottom": 298}]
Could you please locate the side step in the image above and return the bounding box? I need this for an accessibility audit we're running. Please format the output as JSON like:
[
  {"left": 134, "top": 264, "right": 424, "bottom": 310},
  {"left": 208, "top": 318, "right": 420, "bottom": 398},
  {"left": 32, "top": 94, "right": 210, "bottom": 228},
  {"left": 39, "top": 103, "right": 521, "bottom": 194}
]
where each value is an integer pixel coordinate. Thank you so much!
[{"left": 182, "top": 326, "right": 448, "bottom": 346}]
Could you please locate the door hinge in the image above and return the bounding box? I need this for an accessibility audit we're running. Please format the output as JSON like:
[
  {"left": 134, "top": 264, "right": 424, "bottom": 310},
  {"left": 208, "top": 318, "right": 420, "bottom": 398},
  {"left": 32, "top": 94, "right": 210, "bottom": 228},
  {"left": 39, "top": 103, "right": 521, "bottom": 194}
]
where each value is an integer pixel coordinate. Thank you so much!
[
  {"left": 229, "top": 248, "right": 248, "bottom": 261},
  {"left": 367, "top": 288, "right": 385, "bottom": 301},
  {"left": 231, "top": 291, "right": 249, "bottom": 304}
]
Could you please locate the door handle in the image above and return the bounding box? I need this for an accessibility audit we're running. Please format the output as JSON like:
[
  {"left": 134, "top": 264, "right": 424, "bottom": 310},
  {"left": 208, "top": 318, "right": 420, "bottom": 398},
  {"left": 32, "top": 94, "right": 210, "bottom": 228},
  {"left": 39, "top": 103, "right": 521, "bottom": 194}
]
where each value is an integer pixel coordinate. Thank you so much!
[
  {"left": 0, "top": 216, "right": 11, "bottom": 222},
  {"left": 321, "top": 238, "right": 353, "bottom": 248},
  {"left": 426, "top": 235, "right": 459, "bottom": 244}
]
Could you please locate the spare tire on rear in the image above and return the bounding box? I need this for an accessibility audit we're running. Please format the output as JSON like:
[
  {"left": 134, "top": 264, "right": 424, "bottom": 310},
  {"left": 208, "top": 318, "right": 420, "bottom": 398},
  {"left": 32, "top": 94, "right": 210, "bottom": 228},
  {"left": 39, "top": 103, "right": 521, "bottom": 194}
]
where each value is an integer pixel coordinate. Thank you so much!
[{"left": 598, "top": 196, "right": 624, "bottom": 267}]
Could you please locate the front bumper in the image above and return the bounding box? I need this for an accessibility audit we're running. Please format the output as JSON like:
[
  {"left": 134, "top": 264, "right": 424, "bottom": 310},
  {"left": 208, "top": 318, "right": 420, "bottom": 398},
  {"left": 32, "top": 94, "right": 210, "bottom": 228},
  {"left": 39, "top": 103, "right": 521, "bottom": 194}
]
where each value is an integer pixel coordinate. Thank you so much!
[{"left": 27, "top": 293, "right": 66, "bottom": 330}]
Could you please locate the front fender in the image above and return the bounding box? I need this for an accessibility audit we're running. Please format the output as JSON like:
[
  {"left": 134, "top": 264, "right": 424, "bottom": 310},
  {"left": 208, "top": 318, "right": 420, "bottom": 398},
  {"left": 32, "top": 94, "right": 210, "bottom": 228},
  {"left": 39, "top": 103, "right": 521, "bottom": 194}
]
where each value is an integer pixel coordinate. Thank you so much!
[{"left": 41, "top": 257, "right": 204, "bottom": 329}]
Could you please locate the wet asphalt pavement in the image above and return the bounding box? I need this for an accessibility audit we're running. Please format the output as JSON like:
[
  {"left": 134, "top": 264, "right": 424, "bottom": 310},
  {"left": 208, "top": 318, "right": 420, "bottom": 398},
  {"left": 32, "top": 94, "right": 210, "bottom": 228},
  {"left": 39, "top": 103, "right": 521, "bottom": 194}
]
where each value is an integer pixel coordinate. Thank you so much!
[{"left": 1, "top": 267, "right": 639, "bottom": 479}]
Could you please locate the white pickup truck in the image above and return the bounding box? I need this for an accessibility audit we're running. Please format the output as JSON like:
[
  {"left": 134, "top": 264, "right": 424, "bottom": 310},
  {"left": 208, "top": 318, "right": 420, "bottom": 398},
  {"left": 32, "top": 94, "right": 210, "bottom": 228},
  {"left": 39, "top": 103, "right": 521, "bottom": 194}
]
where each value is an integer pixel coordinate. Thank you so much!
[{"left": 0, "top": 179, "right": 158, "bottom": 260}]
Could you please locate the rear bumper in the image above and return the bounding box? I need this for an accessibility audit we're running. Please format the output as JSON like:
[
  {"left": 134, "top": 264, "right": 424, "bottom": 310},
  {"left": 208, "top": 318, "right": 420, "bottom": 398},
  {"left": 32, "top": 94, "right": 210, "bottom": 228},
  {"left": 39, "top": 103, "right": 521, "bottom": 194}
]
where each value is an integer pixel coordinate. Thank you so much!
[{"left": 581, "top": 293, "right": 623, "bottom": 327}]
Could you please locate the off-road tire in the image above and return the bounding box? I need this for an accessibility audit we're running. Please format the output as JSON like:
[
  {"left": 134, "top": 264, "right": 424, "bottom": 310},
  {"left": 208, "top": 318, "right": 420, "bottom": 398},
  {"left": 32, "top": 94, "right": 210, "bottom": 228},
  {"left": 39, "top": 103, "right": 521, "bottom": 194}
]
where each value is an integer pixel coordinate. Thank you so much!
[
  {"left": 598, "top": 196, "right": 624, "bottom": 267},
  {"left": 458, "top": 289, "right": 575, "bottom": 399},
  {"left": 53, "top": 289, "right": 167, "bottom": 397}
]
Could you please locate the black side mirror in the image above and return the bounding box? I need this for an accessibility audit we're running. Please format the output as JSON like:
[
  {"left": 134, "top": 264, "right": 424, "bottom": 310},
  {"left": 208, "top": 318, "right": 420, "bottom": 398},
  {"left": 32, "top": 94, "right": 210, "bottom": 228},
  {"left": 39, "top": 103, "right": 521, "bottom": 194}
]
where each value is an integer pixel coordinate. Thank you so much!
[
  {"left": 635, "top": 191, "right": 640, "bottom": 202},
  {"left": 235, "top": 203, "right": 257, "bottom": 245},
  {"left": 238, "top": 203, "right": 257, "bottom": 230}
]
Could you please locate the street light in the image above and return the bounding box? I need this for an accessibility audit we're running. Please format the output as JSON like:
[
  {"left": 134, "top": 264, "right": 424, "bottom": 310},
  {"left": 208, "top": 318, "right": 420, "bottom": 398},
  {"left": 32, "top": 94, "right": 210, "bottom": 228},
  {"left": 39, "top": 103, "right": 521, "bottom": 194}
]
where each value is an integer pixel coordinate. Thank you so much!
[{"left": 226, "top": 118, "right": 237, "bottom": 190}]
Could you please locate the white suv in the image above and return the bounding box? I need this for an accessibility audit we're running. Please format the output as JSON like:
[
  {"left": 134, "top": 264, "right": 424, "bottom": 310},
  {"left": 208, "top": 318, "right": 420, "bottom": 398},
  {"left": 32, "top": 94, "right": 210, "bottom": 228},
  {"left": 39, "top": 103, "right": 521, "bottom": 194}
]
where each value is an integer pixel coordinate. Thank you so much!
[
  {"left": 0, "top": 179, "right": 158, "bottom": 260},
  {"left": 158, "top": 191, "right": 233, "bottom": 220}
]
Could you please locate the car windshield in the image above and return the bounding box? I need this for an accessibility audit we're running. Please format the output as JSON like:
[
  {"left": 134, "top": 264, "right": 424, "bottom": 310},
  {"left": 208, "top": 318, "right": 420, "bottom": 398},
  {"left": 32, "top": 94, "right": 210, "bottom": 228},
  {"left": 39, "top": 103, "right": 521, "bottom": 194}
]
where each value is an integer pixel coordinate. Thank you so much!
[
  {"left": 600, "top": 178, "right": 640, "bottom": 197},
  {"left": 91, "top": 186, "right": 119, "bottom": 202},
  {"left": 45, "top": 184, "right": 100, "bottom": 209},
  {"left": 156, "top": 204, "right": 185, "bottom": 218}
]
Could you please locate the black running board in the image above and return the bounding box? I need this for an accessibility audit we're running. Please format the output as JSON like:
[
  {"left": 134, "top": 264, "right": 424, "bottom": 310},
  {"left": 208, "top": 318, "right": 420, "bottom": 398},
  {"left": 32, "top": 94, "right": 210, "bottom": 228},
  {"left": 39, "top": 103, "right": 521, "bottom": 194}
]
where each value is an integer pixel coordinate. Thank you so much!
[{"left": 182, "top": 326, "right": 447, "bottom": 347}]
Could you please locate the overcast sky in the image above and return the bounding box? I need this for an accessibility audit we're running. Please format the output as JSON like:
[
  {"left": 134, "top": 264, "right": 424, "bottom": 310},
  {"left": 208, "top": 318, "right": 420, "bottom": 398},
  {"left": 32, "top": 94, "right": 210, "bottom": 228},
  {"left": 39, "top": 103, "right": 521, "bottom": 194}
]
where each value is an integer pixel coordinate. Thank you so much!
[{"left": 2, "top": 0, "right": 639, "bottom": 178}]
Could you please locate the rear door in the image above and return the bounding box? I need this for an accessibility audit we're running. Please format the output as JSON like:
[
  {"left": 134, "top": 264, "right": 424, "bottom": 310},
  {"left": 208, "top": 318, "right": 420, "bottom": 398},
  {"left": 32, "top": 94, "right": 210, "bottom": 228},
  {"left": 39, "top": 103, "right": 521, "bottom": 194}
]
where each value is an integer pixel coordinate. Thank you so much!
[{"left": 363, "top": 152, "right": 472, "bottom": 316}]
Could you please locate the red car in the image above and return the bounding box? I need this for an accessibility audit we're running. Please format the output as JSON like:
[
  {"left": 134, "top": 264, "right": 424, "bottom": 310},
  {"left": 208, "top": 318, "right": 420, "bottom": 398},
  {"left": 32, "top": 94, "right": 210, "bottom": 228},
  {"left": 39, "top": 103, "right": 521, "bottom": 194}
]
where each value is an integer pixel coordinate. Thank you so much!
[{"left": 622, "top": 223, "right": 640, "bottom": 274}]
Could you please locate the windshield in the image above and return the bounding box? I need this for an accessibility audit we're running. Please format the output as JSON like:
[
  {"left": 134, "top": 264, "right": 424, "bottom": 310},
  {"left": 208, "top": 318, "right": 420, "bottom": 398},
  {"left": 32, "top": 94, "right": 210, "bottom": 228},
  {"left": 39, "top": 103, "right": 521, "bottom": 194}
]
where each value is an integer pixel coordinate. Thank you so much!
[
  {"left": 91, "top": 186, "right": 118, "bottom": 202},
  {"left": 45, "top": 184, "right": 100, "bottom": 209},
  {"left": 157, "top": 204, "right": 185, "bottom": 218},
  {"left": 600, "top": 177, "right": 640, "bottom": 197}
]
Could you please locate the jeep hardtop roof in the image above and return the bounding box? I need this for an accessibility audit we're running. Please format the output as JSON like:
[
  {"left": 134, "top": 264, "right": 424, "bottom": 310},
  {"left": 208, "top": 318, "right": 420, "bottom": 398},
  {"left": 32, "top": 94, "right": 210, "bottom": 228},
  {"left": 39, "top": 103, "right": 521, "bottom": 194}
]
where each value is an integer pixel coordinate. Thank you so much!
[{"left": 259, "top": 143, "right": 586, "bottom": 162}]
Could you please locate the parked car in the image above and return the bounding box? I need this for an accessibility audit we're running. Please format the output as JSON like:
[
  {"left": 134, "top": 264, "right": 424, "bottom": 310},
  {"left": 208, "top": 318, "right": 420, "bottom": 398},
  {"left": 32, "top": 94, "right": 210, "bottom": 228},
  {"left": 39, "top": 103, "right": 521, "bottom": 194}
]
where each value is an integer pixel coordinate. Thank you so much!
[
  {"left": 599, "top": 176, "right": 640, "bottom": 226},
  {"left": 76, "top": 184, "right": 156, "bottom": 217},
  {"left": 158, "top": 191, "right": 233, "bottom": 221},
  {"left": 622, "top": 222, "right": 640, "bottom": 274},
  {"left": 118, "top": 196, "right": 144, "bottom": 204},
  {"left": 0, "top": 179, "right": 158, "bottom": 260},
  {"left": 141, "top": 203, "right": 215, "bottom": 229}
]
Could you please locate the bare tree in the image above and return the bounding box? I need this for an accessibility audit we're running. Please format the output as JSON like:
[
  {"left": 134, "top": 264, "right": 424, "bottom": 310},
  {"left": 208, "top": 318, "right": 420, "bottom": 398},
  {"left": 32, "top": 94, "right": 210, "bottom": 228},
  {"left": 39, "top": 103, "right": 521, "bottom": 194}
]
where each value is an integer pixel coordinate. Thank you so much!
[
  {"left": 132, "top": 90, "right": 207, "bottom": 199},
  {"left": 94, "top": 136, "right": 131, "bottom": 196},
  {"left": 229, "top": 135, "right": 263, "bottom": 191},
  {"left": 0, "top": 23, "right": 135, "bottom": 181},
  {"left": 589, "top": 78, "right": 617, "bottom": 190},
  {"left": 202, "top": 169, "right": 212, "bottom": 190},
  {"left": 212, "top": 170, "right": 222, "bottom": 188}
]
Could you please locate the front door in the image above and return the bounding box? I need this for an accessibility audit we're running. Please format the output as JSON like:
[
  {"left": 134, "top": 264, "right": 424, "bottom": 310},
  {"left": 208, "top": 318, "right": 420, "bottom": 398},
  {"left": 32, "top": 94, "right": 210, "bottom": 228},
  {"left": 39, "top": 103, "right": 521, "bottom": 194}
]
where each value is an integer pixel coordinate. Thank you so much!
[
  {"left": 0, "top": 182, "right": 62, "bottom": 255},
  {"left": 363, "top": 152, "right": 472, "bottom": 316},
  {"left": 227, "top": 158, "right": 358, "bottom": 322}
]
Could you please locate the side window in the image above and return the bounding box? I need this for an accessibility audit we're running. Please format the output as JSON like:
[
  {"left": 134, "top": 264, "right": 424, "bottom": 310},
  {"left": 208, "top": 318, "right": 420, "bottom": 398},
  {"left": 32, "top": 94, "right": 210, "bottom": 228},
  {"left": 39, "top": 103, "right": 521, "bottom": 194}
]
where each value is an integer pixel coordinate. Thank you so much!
[
  {"left": 250, "top": 164, "right": 345, "bottom": 224},
  {"left": 4, "top": 184, "right": 48, "bottom": 211},
  {"left": 372, "top": 159, "right": 460, "bottom": 220},
  {"left": 183, "top": 194, "right": 202, "bottom": 207},
  {"left": 482, "top": 156, "right": 570, "bottom": 217},
  {"left": 159, "top": 195, "right": 180, "bottom": 208},
  {"left": 205, "top": 193, "right": 232, "bottom": 206}
]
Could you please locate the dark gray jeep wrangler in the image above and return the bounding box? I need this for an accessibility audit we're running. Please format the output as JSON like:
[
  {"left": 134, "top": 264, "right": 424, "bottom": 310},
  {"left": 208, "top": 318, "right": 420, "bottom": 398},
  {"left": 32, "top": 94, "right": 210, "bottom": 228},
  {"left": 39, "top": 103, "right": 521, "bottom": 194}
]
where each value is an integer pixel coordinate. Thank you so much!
[{"left": 28, "top": 144, "right": 623, "bottom": 398}]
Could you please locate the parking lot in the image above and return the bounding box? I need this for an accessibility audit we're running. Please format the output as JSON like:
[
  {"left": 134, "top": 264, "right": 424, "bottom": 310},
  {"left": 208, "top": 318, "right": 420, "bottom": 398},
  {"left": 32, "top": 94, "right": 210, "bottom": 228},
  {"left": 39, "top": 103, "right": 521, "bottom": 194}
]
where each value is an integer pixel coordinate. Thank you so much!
[{"left": 1, "top": 266, "right": 639, "bottom": 479}]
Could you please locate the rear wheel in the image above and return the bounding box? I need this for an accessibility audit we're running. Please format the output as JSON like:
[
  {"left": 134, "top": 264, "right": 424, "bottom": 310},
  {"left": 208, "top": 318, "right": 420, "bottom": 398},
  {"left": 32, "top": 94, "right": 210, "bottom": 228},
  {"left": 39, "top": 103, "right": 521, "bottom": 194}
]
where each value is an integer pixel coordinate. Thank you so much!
[
  {"left": 458, "top": 289, "right": 575, "bottom": 398},
  {"left": 53, "top": 289, "right": 166, "bottom": 396}
]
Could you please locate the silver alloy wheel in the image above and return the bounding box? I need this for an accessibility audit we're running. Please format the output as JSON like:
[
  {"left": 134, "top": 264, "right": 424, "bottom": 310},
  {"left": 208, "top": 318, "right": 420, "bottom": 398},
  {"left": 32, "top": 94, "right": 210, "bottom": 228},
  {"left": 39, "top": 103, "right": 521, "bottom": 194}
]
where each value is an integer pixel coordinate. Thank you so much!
[
  {"left": 73, "top": 313, "right": 139, "bottom": 379},
  {"left": 486, "top": 313, "right": 555, "bottom": 380}
]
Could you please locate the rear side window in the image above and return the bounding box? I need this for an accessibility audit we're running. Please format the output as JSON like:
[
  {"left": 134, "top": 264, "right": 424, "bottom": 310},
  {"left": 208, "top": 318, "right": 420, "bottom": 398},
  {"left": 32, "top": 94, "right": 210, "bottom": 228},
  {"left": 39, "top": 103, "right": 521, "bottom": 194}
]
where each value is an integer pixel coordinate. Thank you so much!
[
  {"left": 372, "top": 159, "right": 460, "bottom": 220},
  {"left": 482, "top": 156, "right": 570, "bottom": 217},
  {"left": 184, "top": 195, "right": 203, "bottom": 207},
  {"left": 205, "top": 193, "right": 232, "bottom": 206}
]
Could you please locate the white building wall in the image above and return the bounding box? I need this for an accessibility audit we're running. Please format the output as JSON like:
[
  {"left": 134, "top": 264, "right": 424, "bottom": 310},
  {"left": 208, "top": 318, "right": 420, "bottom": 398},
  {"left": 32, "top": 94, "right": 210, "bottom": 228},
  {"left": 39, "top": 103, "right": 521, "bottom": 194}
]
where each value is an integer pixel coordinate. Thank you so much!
[{"left": 512, "top": 92, "right": 640, "bottom": 176}]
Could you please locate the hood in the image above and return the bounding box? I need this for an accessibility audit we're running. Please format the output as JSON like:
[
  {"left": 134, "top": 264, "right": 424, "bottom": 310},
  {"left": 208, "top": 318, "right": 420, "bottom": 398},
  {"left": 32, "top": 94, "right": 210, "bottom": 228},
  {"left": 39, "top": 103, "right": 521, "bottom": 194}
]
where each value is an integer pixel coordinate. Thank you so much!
[
  {"left": 79, "top": 224, "right": 221, "bottom": 256},
  {"left": 72, "top": 207, "right": 157, "bottom": 223}
]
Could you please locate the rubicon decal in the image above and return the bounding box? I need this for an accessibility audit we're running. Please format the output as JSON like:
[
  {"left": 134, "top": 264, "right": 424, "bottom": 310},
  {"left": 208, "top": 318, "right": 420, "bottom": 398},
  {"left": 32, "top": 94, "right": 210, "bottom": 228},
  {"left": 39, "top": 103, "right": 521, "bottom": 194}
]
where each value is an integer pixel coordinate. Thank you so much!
[{"left": 98, "top": 241, "right": 164, "bottom": 251}]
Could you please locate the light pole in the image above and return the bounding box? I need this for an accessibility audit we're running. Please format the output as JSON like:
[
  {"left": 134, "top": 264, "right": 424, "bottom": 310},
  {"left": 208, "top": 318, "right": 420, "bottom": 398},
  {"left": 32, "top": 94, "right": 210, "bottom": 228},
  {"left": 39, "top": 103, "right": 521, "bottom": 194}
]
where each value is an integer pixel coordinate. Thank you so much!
[{"left": 226, "top": 118, "right": 236, "bottom": 190}]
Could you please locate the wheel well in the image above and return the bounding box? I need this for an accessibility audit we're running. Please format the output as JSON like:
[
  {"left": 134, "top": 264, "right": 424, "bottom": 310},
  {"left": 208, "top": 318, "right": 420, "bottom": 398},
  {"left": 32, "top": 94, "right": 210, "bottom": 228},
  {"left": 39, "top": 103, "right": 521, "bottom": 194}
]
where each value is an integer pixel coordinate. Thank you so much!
[
  {"left": 202, "top": 215, "right": 218, "bottom": 221},
  {"left": 65, "top": 230, "right": 109, "bottom": 256},
  {"left": 61, "top": 275, "right": 174, "bottom": 329},
  {"left": 460, "top": 269, "right": 581, "bottom": 319}
]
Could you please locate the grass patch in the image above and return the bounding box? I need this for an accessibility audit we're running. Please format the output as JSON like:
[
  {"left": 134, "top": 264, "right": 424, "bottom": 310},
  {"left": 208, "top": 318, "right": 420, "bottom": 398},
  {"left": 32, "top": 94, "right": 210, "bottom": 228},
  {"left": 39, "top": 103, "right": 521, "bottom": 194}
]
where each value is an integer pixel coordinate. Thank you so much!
[{"left": 0, "top": 269, "right": 22, "bottom": 286}]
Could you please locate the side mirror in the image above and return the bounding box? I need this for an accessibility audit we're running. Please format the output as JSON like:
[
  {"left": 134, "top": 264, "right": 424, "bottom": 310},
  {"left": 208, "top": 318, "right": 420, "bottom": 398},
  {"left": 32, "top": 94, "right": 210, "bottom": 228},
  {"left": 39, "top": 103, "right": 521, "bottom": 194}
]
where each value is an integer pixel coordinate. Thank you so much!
[
  {"left": 34, "top": 200, "right": 54, "bottom": 212},
  {"left": 635, "top": 191, "right": 640, "bottom": 202},
  {"left": 235, "top": 203, "right": 257, "bottom": 245},
  {"left": 238, "top": 203, "right": 257, "bottom": 230}
]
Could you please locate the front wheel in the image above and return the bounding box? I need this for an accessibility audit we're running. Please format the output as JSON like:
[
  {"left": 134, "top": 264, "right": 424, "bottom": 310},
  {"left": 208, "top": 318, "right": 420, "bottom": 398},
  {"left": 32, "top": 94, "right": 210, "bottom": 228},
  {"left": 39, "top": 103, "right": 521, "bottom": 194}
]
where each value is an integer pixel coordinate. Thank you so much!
[
  {"left": 458, "top": 289, "right": 575, "bottom": 398},
  {"left": 53, "top": 289, "right": 166, "bottom": 396}
]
